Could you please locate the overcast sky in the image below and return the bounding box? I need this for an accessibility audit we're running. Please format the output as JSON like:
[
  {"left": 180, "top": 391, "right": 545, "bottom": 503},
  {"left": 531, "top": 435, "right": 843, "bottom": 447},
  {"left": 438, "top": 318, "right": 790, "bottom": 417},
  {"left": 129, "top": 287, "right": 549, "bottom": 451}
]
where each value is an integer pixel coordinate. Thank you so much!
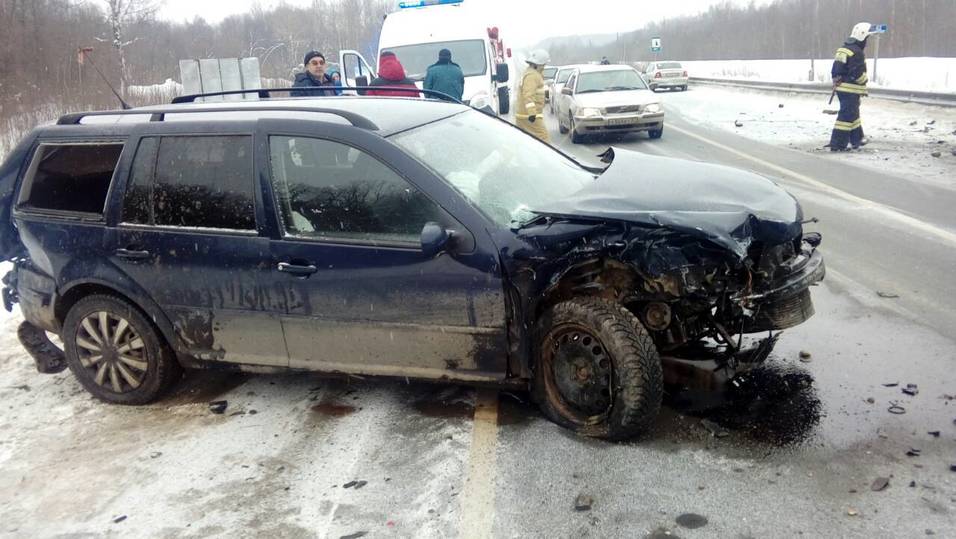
[{"left": 158, "top": 0, "right": 765, "bottom": 47}]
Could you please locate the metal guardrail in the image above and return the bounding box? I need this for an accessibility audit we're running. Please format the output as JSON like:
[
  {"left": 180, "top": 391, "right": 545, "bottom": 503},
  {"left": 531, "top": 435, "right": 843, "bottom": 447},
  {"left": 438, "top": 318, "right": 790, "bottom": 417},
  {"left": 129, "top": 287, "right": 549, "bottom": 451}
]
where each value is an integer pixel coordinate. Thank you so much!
[{"left": 689, "top": 76, "right": 956, "bottom": 107}]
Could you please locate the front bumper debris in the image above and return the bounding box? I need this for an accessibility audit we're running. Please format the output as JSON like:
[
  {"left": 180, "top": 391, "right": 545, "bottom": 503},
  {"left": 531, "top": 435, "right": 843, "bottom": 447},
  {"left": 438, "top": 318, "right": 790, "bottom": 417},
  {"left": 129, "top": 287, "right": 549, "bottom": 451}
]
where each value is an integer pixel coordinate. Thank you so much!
[{"left": 18, "top": 321, "right": 67, "bottom": 374}]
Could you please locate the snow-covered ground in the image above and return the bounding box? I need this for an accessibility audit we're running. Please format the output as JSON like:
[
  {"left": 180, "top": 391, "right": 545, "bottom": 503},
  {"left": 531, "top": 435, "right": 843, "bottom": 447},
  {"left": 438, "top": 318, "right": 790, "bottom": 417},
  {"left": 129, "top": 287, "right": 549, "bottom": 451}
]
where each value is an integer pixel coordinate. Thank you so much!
[
  {"left": 682, "top": 57, "right": 956, "bottom": 93},
  {"left": 663, "top": 85, "right": 956, "bottom": 190},
  {"left": 0, "top": 291, "right": 473, "bottom": 536}
]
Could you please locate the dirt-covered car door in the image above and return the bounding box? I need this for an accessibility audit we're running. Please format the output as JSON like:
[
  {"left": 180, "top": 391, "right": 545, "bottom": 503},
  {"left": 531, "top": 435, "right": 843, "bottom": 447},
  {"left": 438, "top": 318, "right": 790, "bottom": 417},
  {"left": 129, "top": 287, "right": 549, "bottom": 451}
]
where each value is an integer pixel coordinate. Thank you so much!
[{"left": 260, "top": 120, "right": 510, "bottom": 382}]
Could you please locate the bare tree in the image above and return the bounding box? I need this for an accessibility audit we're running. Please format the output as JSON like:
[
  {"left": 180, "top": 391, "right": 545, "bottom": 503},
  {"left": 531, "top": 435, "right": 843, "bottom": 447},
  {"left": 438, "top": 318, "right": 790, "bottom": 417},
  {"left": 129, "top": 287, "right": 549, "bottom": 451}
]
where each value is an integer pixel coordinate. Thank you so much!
[{"left": 98, "top": 0, "right": 160, "bottom": 97}]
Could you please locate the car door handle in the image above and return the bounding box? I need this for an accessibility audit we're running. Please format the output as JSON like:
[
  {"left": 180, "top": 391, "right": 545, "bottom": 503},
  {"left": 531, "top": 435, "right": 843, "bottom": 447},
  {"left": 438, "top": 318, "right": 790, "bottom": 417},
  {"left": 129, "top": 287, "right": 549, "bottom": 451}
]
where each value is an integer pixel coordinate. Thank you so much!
[
  {"left": 115, "top": 248, "right": 151, "bottom": 260},
  {"left": 277, "top": 262, "right": 318, "bottom": 276}
]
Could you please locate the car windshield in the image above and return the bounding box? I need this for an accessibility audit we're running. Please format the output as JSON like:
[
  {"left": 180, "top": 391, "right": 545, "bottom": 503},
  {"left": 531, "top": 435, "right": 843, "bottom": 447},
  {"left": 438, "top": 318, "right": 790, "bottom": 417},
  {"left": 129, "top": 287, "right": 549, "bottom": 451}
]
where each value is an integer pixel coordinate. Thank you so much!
[
  {"left": 543, "top": 67, "right": 558, "bottom": 80},
  {"left": 576, "top": 70, "right": 647, "bottom": 93},
  {"left": 386, "top": 39, "right": 487, "bottom": 81},
  {"left": 391, "top": 110, "right": 596, "bottom": 227},
  {"left": 658, "top": 62, "right": 682, "bottom": 69},
  {"left": 556, "top": 69, "right": 573, "bottom": 84}
]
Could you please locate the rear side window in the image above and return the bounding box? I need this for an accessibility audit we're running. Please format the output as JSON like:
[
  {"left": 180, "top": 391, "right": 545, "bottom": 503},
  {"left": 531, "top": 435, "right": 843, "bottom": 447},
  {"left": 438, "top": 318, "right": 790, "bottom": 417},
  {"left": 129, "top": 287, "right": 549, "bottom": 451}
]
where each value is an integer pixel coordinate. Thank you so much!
[
  {"left": 122, "top": 136, "right": 256, "bottom": 230},
  {"left": 658, "top": 62, "right": 682, "bottom": 70},
  {"left": 18, "top": 143, "right": 123, "bottom": 215}
]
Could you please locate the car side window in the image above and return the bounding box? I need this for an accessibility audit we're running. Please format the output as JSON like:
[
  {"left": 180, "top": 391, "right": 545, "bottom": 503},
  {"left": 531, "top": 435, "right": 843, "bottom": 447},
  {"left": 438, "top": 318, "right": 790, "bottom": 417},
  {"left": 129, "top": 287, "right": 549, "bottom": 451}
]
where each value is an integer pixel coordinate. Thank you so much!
[
  {"left": 566, "top": 73, "right": 577, "bottom": 92},
  {"left": 268, "top": 136, "right": 444, "bottom": 244},
  {"left": 122, "top": 136, "right": 256, "bottom": 230},
  {"left": 17, "top": 142, "right": 124, "bottom": 216}
]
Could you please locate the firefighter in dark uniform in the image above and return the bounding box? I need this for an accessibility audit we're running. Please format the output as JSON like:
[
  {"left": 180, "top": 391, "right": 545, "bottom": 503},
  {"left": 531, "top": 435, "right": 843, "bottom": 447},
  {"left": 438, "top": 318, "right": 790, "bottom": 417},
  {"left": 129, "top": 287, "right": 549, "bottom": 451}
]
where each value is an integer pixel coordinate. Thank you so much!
[{"left": 828, "top": 22, "right": 878, "bottom": 151}]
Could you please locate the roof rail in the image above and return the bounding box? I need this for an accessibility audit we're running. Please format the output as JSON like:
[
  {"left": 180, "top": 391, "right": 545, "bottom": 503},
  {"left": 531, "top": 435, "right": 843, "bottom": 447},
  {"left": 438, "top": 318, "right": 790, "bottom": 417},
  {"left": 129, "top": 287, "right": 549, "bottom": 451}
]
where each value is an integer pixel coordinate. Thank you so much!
[
  {"left": 56, "top": 105, "right": 379, "bottom": 130},
  {"left": 171, "top": 86, "right": 464, "bottom": 105}
]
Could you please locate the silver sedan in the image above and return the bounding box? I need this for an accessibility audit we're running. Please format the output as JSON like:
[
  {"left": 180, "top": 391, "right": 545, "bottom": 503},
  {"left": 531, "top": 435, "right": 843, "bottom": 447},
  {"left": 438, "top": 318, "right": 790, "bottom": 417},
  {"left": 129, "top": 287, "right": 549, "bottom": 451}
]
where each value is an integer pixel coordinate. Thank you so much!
[{"left": 558, "top": 65, "right": 665, "bottom": 143}]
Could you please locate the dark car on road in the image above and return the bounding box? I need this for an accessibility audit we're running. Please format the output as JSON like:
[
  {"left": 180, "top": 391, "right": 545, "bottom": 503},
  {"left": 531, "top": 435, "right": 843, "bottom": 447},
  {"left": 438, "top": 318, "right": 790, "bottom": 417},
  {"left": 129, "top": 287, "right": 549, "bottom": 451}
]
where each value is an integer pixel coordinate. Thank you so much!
[{"left": 0, "top": 94, "right": 824, "bottom": 439}]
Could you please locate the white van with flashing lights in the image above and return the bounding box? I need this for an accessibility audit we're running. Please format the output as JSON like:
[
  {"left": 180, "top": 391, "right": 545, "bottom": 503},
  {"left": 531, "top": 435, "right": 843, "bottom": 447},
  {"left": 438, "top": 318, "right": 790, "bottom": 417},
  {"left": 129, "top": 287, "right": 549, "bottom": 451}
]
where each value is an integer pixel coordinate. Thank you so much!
[{"left": 339, "top": 0, "right": 512, "bottom": 116}]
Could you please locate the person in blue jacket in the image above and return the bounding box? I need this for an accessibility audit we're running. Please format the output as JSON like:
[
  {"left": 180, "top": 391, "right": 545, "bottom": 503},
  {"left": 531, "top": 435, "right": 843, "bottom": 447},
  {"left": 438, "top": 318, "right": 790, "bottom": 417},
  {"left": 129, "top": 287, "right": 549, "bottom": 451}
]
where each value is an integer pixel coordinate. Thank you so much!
[{"left": 424, "top": 49, "right": 465, "bottom": 102}]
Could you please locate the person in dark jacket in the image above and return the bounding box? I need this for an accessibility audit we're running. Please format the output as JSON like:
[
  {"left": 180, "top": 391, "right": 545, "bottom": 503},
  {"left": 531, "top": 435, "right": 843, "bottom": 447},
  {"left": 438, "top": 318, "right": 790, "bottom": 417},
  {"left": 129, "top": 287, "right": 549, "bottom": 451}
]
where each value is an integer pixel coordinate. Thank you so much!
[
  {"left": 424, "top": 48, "right": 465, "bottom": 101},
  {"left": 827, "top": 22, "right": 876, "bottom": 151},
  {"left": 368, "top": 52, "right": 420, "bottom": 97},
  {"left": 291, "top": 50, "right": 337, "bottom": 97}
]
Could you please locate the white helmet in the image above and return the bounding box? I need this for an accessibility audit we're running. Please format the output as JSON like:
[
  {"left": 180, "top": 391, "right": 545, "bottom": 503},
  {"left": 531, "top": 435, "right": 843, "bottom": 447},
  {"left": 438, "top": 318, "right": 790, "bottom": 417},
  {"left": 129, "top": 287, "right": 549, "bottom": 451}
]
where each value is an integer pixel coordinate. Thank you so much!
[
  {"left": 850, "top": 22, "right": 874, "bottom": 42},
  {"left": 527, "top": 49, "right": 550, "bottom": 66}
]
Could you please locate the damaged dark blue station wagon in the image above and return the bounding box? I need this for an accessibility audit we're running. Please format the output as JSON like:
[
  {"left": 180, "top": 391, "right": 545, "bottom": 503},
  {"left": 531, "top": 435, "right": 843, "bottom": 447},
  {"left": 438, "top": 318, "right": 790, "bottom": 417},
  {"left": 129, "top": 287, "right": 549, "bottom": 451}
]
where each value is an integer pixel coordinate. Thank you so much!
[{"left": 0, "top": 96, "right": 824, "bottom": 439}]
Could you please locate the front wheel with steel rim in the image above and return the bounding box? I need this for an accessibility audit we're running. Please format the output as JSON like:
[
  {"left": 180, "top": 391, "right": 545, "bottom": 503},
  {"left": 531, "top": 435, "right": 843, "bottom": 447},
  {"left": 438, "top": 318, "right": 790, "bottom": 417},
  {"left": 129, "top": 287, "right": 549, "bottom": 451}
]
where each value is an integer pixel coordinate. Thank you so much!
[
  {"left": 63, "top": 294, "right": 181, "bottom": 404},
  {"left": 534, "top": 297, "right": 663, "bottom": 440}
]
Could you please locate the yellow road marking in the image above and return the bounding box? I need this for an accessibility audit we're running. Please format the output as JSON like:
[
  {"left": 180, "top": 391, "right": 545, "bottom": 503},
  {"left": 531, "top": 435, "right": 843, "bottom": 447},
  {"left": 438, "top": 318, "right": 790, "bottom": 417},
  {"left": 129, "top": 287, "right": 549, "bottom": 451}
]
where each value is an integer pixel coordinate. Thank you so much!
[{"left": 458, "top": 389, "right": 499, "bottom": 538}]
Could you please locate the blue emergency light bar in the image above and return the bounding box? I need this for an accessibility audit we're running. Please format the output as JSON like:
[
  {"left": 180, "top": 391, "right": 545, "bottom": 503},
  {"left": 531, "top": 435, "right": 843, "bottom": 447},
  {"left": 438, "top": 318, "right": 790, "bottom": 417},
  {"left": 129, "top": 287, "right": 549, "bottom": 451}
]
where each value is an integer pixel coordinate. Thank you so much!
[
  {"left": 399, "top": 0, "right": 463, "bottom": 8},
  {"left": 870, "top": 23, "right": 888, "bottom": 33}
]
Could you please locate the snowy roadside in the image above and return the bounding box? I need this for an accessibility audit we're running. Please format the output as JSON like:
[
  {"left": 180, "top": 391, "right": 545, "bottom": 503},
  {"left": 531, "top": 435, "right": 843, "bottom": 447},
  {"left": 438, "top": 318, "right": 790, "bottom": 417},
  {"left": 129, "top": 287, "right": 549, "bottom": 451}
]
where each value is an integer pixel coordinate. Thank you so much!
[
  {"left": 0, "top": 296, "right": 474, "bottom": 537},
  {"left": 662, "top": 85, "right": 956, "bottom": 190}
]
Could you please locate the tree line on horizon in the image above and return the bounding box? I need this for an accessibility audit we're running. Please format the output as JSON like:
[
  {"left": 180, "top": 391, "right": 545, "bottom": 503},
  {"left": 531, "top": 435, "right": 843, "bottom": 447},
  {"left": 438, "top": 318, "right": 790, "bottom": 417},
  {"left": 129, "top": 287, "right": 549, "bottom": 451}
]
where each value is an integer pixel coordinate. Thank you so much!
[{"left": 545, "top": 0, "right": 956, "bottom": 65}]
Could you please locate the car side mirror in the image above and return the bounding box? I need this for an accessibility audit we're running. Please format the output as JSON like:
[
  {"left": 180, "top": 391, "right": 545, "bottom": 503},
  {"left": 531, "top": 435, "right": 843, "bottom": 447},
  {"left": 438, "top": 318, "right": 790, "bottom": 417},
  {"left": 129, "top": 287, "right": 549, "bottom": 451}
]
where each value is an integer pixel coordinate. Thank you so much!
[
  {"left": 561, "top": 87, "right": 573, "bottom": 96},
  {"left": 421, "top": 222, "right": 450, "bottom": 257},
  {"left": 494, "top": 63, "right": 509, "bottom": 83},
  {"left": 356, "top": 75, "right": 369, "bottom": 95}
]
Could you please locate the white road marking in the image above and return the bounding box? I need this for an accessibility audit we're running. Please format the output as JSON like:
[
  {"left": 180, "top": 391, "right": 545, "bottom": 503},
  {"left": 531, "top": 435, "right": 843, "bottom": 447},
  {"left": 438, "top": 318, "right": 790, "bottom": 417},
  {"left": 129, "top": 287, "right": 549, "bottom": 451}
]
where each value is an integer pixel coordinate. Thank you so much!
[
  {"left": 667, "top": 123, "right": 956, "bottom": 249},
  {"left": 458, "top": 389, "right": 499, "bottom": 539}
]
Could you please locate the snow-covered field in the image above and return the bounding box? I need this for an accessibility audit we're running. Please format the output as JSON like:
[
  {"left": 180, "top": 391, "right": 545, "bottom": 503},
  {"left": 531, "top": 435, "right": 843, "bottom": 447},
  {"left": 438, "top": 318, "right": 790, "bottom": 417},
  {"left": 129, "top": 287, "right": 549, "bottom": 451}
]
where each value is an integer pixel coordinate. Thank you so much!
[
  {"left": 663, "top": 85, "right": 956, "bottom": 189},
  {"left": 682, "top": 57, "right": 956, "bottom": 93}
]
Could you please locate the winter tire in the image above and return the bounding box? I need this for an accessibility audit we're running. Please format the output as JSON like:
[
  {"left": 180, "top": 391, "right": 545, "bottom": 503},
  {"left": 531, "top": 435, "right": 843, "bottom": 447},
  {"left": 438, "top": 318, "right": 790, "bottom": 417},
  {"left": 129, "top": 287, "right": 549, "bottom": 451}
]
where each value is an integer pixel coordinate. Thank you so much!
[
  {"left": 558, "top": 115, "right": 569, "bottom": 134},
  {"left": 649, "top": 125, "right": 664, "bottom": 139},
  {"left": 534, "top": 297, "right": 663, "bottom": 440},
  {"left": 570, "top": 115, "right": 584, "bottom": 144},
  {"left": 63, "top": 294, "right": 182, "bottom": 404}
]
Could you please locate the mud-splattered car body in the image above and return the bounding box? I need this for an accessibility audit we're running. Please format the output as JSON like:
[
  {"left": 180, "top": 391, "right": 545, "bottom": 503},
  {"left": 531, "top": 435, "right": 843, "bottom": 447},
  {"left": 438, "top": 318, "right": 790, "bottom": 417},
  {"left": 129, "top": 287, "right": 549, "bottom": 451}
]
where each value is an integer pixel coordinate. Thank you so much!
[{"left": 0, "top": 96, "right": 823, "bottom": 437}]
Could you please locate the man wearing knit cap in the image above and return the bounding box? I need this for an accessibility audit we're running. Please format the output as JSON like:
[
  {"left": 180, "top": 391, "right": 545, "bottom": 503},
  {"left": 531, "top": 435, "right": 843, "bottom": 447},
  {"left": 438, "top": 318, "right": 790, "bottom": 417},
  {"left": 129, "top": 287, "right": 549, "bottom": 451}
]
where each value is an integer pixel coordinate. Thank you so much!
[
  {"left": 424, "top": 48, "right": 465, "bottom": 102},
  {"left": 291, "top": 50, "right": 337, "bottom": 97}
]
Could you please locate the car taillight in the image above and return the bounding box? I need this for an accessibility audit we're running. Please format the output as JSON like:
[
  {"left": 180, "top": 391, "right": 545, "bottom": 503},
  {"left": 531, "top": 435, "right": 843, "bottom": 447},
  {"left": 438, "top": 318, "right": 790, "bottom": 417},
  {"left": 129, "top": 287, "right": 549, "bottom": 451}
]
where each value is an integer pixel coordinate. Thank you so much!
[
  {"left": 682, "top": 71, "right": 688, "bottom": 77},
  {"left": 654, "top": 72, "right": 662, "bottom": 78}
]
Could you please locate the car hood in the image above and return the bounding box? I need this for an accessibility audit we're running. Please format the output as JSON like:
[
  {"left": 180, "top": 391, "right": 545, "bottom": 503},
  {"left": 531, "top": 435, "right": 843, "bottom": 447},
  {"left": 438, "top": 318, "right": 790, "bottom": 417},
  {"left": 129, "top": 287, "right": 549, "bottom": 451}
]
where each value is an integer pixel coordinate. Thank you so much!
[
  {"left": 534, "top": 148, "right": 803, "bottom": 260},
  {"left": 574, "top": 90, "right": 659, "bottom": 109}
]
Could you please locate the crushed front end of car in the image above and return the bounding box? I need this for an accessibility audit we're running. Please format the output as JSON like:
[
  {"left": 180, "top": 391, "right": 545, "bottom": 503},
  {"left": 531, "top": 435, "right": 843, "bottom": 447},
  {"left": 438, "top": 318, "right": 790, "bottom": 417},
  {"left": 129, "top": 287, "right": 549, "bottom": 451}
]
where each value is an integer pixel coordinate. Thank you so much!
[{"left": 502, "top": 148, "right": 825, "bottom": 402}]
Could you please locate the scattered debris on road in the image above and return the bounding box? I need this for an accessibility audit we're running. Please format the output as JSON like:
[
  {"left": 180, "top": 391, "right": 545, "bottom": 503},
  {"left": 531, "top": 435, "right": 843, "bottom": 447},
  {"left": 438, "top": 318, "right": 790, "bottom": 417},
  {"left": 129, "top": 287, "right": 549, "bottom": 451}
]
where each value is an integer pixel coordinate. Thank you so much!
[
  {"left": 209, "top": 400, "right": 228, "bottom": 414},
  {"left": 149, "top": 451, "right": 162, "bottom": 459},
  {"left": 866, "top": 397, "right": 875, "bottom": 404},
  {"left": 799, "top": 350, "right": 812, "bottom": 362},
  {"left": 883, "top": 382, "right": 899, "bottom": 387},
  {"left": 343, "top": 480, "right": 368, "bottom": 490},
  {"left": 876, "top": 291, "right": 900, "bottom": 299},
  {"left": 675, "top": 513, "right": 708, "bottom": 529},
  {"left": 847, "top": 507, "right": 860, "bottom": 517},
  {"left": 906, "top": 448, "right": 922, "bottom": 457},
  {"left": 574, "top": 494, "right": 594, "bottom": 511},
  {"left": 902, "top": 384, "right": 919, "bottom": 396},
  {"left": 928, "top": 431, "right": 940, "bottom": 438},
  {"left": 112, "top": 515, "right": 127, "bottom": 524},
  {"left": 734, "top": 119, "right": 744, "bottom": 127},
  {"left": 339, "top": 532, "right": 367, "bottom": 539},
  {"left": 888, "top": 403, "right": 906, "bottom": 415},
  {"left": 871, "top": 477, "right": 890, "bottom": 491},
  {"left": 931, "top": 151, "right": 942, "bottom": 158}
]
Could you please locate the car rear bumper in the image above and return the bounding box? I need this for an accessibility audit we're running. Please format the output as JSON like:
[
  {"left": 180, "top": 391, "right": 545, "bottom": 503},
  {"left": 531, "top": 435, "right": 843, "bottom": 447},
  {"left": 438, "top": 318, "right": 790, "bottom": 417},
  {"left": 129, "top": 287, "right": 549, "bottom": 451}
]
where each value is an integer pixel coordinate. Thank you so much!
[
  {"left": 650, "top": 78, "right": 688, "bottom": 87},
  {"left": 574, "top": 112, "right": 664, "bottom": 134}
]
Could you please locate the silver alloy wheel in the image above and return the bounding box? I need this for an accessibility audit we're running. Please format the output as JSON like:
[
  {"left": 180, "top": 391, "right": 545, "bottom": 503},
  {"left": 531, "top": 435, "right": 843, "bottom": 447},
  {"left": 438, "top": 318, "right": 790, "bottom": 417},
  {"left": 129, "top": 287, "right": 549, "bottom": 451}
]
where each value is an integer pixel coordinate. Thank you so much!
[{"left": 74, "top": 311, "right": 148, "bottom": 393}]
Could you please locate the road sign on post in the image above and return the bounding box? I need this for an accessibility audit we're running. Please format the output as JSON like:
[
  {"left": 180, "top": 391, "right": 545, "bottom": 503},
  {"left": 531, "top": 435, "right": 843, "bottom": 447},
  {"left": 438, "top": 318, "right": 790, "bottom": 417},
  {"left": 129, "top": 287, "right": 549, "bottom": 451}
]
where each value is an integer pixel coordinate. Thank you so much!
[
  {"left": 650, "top": 37, "right": 662, "bottom": 53},
  {"left": 870, "top": 24, "right": 887, "bottom": 85}
]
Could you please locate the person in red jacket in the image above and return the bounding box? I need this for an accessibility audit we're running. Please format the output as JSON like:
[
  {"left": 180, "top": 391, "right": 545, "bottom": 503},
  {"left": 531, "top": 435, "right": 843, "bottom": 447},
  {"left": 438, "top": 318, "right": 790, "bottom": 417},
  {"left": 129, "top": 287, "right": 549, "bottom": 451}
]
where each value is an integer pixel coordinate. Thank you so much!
[{"left": 367, "top": 52, "right": 420, "bottom": 97}]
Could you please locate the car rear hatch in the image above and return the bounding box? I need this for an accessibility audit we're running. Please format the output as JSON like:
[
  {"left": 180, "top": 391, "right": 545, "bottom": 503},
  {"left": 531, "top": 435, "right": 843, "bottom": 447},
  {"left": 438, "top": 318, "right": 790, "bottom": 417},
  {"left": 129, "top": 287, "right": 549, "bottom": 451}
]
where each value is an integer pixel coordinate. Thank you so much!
[{"left": 0, "top": 135, "right": 33, "bottom": 261}]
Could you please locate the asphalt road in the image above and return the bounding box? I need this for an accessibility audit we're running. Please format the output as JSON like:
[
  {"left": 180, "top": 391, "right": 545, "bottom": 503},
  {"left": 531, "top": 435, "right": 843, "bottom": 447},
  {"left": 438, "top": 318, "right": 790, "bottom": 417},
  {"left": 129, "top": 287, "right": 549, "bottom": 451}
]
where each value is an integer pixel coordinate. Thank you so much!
[{"left": 1, "top": 91, "right": 955, "bottom": 538}]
